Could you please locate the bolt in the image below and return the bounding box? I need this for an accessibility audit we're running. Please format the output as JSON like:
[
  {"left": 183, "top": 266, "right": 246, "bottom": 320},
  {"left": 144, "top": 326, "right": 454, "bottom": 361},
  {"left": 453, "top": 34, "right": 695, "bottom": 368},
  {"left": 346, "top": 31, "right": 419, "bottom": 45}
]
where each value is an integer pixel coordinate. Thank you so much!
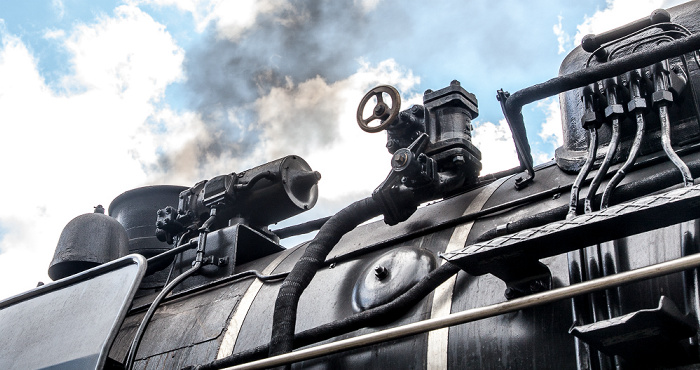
[
  {"left": 452, "top": 155, "right": 465, "bottom": 166},
  {"left": 552, "top": 193, "right": 561, "bottom": 200},
  {"left": 424, "top": 89, "right": 433, "bottom": 95},
  {"left": 504, "top": 287, "right": 518, "bottom": 300},
  {"left": 374, "top": 104, "right": 386, "bottom": 116},
  {"left": 157, "top": 209, "right": 165, "bottom": 217},
  {"left": 393, "top": 151, "right": 409, "bottom": 167},
  {"left": 374, "top": 265, "right": 388, "bottom": 280},
  {"left": 515, "top": 177, "right": 523, "bottom": 184},
  {"left": 451, "top": 80, "right": 461, "bottom": 86}
]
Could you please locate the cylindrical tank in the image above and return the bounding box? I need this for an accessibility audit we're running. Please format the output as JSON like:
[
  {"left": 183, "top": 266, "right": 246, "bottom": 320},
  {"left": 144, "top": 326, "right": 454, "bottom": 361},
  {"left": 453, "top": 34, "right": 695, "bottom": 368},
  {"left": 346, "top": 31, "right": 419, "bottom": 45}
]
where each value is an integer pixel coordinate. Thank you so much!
[
  {"left": 231, "top": 155, "right": 320, "bottom": 227},
  {"left": 48, "top": 206, "right": 129, "bottom": 281}
]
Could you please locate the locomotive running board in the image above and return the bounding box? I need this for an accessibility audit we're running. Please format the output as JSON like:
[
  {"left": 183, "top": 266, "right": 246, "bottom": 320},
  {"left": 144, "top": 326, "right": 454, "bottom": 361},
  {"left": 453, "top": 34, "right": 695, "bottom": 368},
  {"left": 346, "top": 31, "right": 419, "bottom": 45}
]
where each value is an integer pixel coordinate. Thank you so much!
[{"left": 441, "top": 183, "right": 700, "bottom": 282}]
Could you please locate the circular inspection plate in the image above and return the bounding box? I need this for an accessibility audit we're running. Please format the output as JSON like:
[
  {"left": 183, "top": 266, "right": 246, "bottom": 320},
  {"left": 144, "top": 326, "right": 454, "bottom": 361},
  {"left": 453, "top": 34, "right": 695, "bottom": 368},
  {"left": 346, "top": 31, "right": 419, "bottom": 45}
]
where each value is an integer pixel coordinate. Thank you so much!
[{"left": 352, "top": 247, "right": 436, "bottom": 312}]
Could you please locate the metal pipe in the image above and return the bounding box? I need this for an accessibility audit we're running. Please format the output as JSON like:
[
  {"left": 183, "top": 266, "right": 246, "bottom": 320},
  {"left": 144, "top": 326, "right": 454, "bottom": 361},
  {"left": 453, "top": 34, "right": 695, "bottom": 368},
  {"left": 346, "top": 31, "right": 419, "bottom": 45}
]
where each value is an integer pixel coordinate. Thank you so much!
[
  {"left": 505, "top": 31, "right": 700, "bottom": 115},
  {"left": 146, "top": 238, "right": 198, "bottom": 269},
  {"left": 502, "top": 32, "right": 700, "bottom": 168},
  {"left": 601, "top": 109, "right": 646, "bottom": 208},
  {"left": 568, "top": 128, "right": 598, "bottom": 219},
  {"left": 659, "top": 104, "right": 694, "bottom": 187},
  {"left": 271, "top": 216, "right": 331, "bottom": 239},
  {"left": 585, "top": 118, "right": 619, "bottom": 213},
  {"left": 226, "top": 253, "right": 700, "bottom": 370}
]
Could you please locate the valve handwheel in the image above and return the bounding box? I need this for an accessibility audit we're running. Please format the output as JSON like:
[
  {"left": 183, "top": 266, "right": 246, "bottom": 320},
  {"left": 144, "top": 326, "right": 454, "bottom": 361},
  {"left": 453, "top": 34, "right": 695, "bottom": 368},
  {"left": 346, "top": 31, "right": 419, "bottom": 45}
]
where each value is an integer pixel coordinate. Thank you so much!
[{"left": 356, "top": 85, "right": 401, "bottom": 133}]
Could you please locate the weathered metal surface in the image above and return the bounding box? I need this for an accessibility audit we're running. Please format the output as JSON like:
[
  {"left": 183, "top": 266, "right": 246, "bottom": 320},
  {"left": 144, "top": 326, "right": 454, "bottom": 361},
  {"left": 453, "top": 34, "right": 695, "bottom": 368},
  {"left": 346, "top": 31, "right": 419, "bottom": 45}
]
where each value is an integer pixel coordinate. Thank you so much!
[
  {"left": 49, "top": 207, "right": 129, "bottom": 280},
  {"left": 0, "top": 255, "right": 146, "bottom": 369},
  {"left": 22, "top": 2, "right": 700, "bottom": 369}
]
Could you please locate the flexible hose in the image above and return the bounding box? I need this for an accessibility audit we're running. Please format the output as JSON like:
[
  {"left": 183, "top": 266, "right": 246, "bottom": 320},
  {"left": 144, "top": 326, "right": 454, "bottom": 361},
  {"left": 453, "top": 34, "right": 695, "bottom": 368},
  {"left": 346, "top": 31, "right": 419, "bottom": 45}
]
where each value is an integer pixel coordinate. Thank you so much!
[
  {"left": 601, "top": 111, "right": 646, "bottom": 208},
  {"left": 568, "top": 128, "right": 599, "bottom": 219},
  {"left": 585, "top": 118, "right": 620, "bottom": 213},
  {"left": 126, "top": 214, "right": 215, "bottom": 369},
  {"left": 268, "top": 197, "right": 381, "bottom": 359},
  {"left": 125, "top": 261, "right": 202, "bottom": 369}
]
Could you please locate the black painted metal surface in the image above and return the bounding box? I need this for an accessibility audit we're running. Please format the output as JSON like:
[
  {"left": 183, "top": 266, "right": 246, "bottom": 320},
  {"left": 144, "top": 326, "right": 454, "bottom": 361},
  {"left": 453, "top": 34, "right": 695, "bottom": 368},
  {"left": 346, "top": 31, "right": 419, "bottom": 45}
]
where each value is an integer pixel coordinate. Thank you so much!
[{"left": 16, "top": 2, "right": 700, "bottom": 369}]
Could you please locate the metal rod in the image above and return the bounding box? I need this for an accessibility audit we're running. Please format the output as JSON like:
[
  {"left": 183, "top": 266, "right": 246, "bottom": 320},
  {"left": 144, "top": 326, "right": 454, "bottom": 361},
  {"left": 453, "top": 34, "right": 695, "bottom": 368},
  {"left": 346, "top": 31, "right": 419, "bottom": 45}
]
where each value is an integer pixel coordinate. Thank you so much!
[
  {"left": 568, "top": 128, "right": 598, "bottom": 219},
  {"left": 602, "top": 110, "right": 646, "bottom": 208},
  {"left": 146, "top": 238, "right": 198, "bottom": 267},
  {"left": 505, "top": 31, "right": 700, "bottom": 115},
  {"left": 225, "top": 253, "right": 700, "bottom": 370},
  {"left": 501, "top": 32, "right": 700, "bottom": 175},
  {"left": 660, "top": 104, "right": 694, "bottom": 187},
  {"left": 585, "top": 117, "right": 619, "bottom": 213}
]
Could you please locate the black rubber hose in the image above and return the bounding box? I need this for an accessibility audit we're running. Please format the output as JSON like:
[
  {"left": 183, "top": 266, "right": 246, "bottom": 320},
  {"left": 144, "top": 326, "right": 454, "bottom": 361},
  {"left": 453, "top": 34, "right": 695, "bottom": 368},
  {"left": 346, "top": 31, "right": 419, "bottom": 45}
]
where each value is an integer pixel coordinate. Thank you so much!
[
  {"left": 585, "top": 118, "right": 619, "bottom": 213},
  {"left": 193, "top": 262, "right": 461, "bottom": 370},
  {"left": 601, "top": 110, "right": 646, "bottom": 208},
  {"left": 268, "top": 197, "right": 382, "bottom": 358}
]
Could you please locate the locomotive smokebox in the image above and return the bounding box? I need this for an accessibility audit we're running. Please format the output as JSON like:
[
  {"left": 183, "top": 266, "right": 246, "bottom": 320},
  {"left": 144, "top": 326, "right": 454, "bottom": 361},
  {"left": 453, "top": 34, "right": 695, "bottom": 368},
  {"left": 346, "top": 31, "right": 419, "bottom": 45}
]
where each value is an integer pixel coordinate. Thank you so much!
[{"left": 48, "top": 206, "right": 129, "bottom": 280}]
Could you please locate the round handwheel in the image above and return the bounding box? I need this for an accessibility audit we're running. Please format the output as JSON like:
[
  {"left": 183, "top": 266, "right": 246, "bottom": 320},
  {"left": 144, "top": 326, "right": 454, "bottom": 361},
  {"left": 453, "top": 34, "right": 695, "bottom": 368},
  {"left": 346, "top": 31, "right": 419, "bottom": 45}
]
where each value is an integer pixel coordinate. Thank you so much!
[{"left": 356, "top": 85, "right": 401, "bottom": 133}]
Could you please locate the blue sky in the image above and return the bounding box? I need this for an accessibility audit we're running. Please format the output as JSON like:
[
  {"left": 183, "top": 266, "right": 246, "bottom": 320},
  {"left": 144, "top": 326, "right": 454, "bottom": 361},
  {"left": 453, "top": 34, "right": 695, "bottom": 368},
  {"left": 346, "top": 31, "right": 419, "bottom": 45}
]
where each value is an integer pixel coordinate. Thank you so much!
[{"left": 0, "top": 0, "right": 690, "bottom": 299}]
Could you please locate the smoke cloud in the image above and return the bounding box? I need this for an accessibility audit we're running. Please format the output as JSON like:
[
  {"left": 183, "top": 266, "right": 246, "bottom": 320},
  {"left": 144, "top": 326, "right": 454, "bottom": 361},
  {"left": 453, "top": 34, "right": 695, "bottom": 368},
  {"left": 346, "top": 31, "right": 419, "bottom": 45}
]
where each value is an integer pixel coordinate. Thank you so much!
[{"left": 146, "top": 0, "right": 386, "bottom": 180}]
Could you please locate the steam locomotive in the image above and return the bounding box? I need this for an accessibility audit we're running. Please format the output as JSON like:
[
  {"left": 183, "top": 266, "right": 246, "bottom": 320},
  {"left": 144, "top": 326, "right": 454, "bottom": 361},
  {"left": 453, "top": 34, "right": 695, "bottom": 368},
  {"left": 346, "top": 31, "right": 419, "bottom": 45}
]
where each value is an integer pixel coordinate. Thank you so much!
[{"left": 4, "top": 2, "right": 700, "bottom": 369}]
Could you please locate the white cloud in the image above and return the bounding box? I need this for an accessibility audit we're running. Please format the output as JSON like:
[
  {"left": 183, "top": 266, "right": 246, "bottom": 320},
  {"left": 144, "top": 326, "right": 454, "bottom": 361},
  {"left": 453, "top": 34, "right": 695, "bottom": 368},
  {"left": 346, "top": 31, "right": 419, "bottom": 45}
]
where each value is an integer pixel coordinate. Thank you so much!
[
  {"left": 554, "top": 15, "right": 571, "bottom": 54},
  {"left": 64, "top": 5, "right": 184, "bottom": 101},
  {"left": 471, "top": 120, "right": 519, "bottom": 175},
  {"left": 253, "top": 58, "right": 421, "bottom": 202},
  {"left": 43, "top": 29, "right": 66, "bottom": 40},
  {"left": 538, "top": 97, "right": 563, "bottom": 147},
  {"left": 126, "top": 58, "right": 421, "bottom": 215},
  {"left": 0, "top": 5, "right": 184, "bottom": 299},
  {"left": 141, "top": 0, "right": 293, "bottom": 40},
  {"left": 52, "top": 0, "right": 65, "bottom": 19},
  {"left": 533, "top": 97, "right": 564, "bottom": 165},
  {"left": 354, "top": 0, "right": 381, "bottom": 13}
]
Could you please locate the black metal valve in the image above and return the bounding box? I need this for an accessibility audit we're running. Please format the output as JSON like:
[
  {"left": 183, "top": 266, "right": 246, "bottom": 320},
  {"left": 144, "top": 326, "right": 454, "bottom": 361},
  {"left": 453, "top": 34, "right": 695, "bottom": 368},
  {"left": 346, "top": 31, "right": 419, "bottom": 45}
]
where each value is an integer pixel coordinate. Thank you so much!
[{"left": 358, "top": 81, "right": 483, "bottom": 225}]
